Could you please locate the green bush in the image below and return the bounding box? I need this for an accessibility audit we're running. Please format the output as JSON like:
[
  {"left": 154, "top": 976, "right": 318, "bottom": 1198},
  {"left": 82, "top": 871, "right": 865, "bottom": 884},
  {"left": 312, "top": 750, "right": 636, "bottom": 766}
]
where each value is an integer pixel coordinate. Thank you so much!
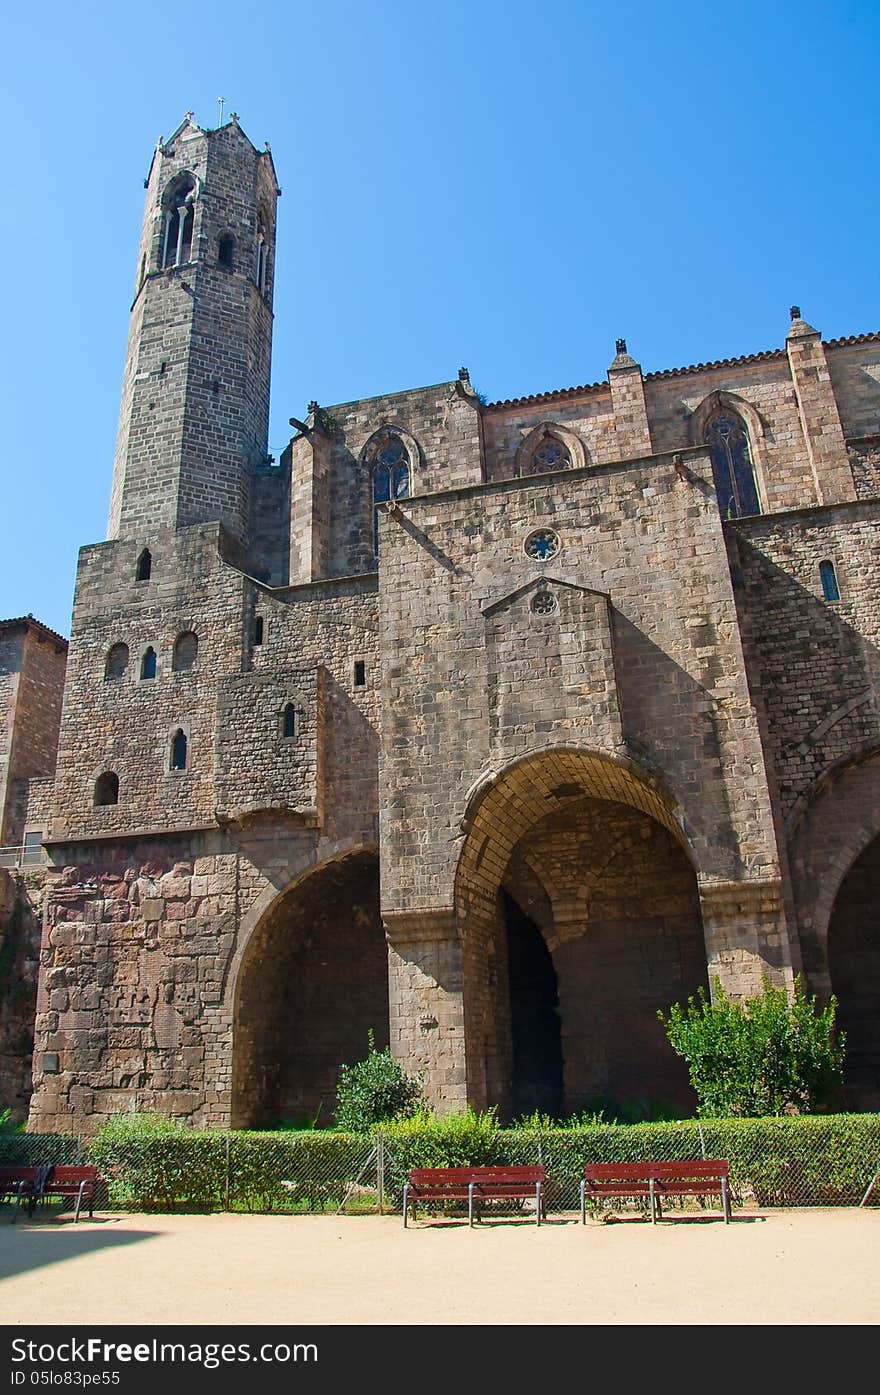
[
  {"left": 658, "top": 975, "right": 846, "bottom": 1117},
  {"left": 334, "top": 1032, "right": 424, "bottom": 1132}
]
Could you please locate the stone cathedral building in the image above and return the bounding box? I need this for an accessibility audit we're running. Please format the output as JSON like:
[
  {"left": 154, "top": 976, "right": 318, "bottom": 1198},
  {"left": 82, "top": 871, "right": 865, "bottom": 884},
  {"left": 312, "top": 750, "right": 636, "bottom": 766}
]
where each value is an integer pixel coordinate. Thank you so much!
[{"left": 5, "top": 113, "right": 880, "bottom": 1133}]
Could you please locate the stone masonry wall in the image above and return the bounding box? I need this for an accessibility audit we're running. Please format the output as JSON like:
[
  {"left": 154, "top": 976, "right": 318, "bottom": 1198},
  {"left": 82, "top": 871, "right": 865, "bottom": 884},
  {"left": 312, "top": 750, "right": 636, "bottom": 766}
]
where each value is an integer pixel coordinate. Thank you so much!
[
  {"left": 0, "top": 866, "right": 46, "bottom": 1121},
  {"left": 730, "top": 503, "right": 880, "bottom": 817},
  {"left": 378, "top": 444, "right": 781, "bottom": 920},
  {"left": 0, "top": 626, "right": 67, "bottom": 846}
]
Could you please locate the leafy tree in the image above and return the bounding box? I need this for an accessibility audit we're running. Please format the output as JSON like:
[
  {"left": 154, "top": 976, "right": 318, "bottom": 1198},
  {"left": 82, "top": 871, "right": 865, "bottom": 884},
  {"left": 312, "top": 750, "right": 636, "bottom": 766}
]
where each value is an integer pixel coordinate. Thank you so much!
[
  {"left": 334, "top": 1031, "right": 425, "bottom": 1132},
  {"left": 658, "top": 975, "right": 846, "bottom": 1118}
]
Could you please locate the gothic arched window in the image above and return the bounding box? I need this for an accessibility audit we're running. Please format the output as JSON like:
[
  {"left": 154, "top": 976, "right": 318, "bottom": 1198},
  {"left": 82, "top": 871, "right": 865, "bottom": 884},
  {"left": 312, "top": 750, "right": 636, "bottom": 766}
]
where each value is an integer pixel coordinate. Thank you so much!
[
  {"left": 371, "top": 438, "right": 411, "bottom": 554},
  {"left": 255, "top": 217, "right": 269, "bottom": 294},
  {"left": 705, "top": 412, "right": 761, "bottom": 519},
  {"left": 140, "top": 647, "right": 157, "bottom": 680},
  {"left": 161, "top": 176, "right": 196, "bottom": 269},
  {"left": 529, "top": 435, "right": 571, "bottom": 474},
  {"left": 218, "top": 234, "right": 235, "bottom": 269},
  {"left": 283, "top": 703, "right": 296, "bottom": 738},
  {"left": 136, "top": 548, "right": 152, "bottom": 581}
]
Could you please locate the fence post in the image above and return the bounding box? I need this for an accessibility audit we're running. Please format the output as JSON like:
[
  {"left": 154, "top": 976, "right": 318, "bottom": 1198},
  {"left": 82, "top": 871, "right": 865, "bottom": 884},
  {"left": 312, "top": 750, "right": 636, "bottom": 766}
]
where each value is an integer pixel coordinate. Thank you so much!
[
  {"left": 377, "top": 1131, "right": 385, "bottom": 1215},
  {"left": 225, "top": 1131, "right": 231, "bottom": 1212}
]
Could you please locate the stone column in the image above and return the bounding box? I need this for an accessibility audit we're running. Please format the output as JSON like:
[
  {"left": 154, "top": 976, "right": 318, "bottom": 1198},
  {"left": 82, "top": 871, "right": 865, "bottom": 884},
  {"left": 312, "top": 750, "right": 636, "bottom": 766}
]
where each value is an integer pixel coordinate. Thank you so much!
[
  {"left": 786, "top": 307, "right": 854, "bottom": 505},
  {"left": 608, "top": 339, "right": 653, "bottom": 458},
  {"left": 697, "top": 875, "right": 797, "bottom": 1000},
  {"left": 384, "top": 909, "right": 468, "bottom": 1113}
]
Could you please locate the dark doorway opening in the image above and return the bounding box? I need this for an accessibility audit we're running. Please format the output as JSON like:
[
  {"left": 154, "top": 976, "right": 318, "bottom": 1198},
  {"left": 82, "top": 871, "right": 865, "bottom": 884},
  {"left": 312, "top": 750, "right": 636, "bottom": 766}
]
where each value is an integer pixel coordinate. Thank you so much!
[
  {"left": 503, "top": 891, "right": 564, "bottom": 1120},
  {"left": 828, "top": 834, "right": 880, "bottom": 1111}
]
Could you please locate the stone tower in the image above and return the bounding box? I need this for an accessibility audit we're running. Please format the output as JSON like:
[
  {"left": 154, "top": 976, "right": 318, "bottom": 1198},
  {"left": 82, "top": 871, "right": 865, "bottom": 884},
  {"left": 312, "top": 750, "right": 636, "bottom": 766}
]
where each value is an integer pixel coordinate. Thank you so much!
[{"left": 107, "top": 114, "right": 280, "bottom": 554}]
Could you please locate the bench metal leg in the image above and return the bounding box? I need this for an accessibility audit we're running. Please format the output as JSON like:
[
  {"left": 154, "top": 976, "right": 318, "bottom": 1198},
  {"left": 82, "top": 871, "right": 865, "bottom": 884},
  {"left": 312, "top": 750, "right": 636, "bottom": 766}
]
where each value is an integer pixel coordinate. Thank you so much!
[{"left": 468, "top": 1183, "right": 475, "bottom": 1227}]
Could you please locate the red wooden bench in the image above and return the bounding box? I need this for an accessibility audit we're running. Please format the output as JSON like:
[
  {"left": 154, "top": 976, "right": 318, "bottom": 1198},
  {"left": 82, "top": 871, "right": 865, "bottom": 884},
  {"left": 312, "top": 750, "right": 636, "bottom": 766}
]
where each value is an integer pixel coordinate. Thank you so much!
[
  {"left": 0, "top": 1166, "right": 50, "bottom": 1221},
  {"left": 403, "top": 1165, "right": 546, "bottom": 1227},
  {"left": 581, "top": 1159, "right": 731, "bottom": 1224},
  {"left": 40, "top": 1166, "right": 104, "bottom": 1222}
]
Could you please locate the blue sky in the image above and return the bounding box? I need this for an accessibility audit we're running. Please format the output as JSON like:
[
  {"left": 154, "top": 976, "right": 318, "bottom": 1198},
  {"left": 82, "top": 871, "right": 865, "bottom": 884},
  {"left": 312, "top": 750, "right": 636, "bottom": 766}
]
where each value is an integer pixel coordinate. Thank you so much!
[{"left": 2, "top": 0, "right": 878, "bottom": 637}]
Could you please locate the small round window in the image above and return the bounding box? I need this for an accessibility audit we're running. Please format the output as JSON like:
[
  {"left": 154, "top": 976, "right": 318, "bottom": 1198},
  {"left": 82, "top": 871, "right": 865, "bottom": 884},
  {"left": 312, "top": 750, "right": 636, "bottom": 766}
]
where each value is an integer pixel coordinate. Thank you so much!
[
  {"left": 531, "top": 590, "right": 557, "bottom": 614},
  {"left": 524, "top": 528, "right": 560, "bottom": 561}
]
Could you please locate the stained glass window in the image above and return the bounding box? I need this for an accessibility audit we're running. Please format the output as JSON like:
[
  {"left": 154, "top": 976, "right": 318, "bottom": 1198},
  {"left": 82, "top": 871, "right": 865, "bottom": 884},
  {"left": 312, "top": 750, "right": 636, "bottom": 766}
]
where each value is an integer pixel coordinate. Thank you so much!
[
  {"left": 524, "top": 528, "right": 560, "bottom": 561},
  {"left": 530, "top": 437, "right": 570, "bottom": 474},
  {"left": 372, "top": 439, "right": 410, "bottom": 554},
  {"left": 705, "top": 413, "right": 760, "bottom": 519}
]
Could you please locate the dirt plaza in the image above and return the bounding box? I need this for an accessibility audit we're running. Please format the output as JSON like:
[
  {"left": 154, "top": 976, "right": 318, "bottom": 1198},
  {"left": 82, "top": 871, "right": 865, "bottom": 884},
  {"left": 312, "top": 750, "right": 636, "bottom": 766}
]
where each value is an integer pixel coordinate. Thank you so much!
[{"left": 0, "top": 1207, "right": 877, "bottom": 1326}]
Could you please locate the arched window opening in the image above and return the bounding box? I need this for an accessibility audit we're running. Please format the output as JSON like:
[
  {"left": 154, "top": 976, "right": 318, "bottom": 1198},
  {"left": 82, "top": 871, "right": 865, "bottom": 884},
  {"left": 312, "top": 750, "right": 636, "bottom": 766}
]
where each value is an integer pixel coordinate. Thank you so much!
[
  {"left": 140, "top": 647, "right": 157, "bottom": 680},
  {"left": 161, "top": 177, "right": 196, "bottom": 269},
  {"left": 104, "top": 643, "right": 129, "bottom": 681},
  {"left": 94, "top": 772, "right": 119, "bottom": 807},
  {"left": 255, "top": 218, "right": 269, "bottom": 294},
  {"left": 283, "top": 703, "right": 297, "bottom": 738},
  {"left": 138, "top": 255, "right": 146, "bottom": 292},
  {"left": 529, "top": 435, "right": 571, "bottom": 474},
  {"left": 218, "top": 234, "right": 235, "bottom": 269},
  {"left": 170, "top": 729, "right": 188, "bottom": 771},
  {"left": 253, "top": 615, "right": 264, "bottom": 646},
  {"left": 136, "top": 548, "right": 152, "bottom": 581},
  {"left": 371, "top": 438, "right": 411, "bottom": 554},
  {"left": 820, "top": 560, "right": 841, "bottom": 602},
  {"left": 705, "top": 412, "right": 761, "bottom": 519},
  {"left": 172, "top": 631, "right": 198, "bottom": 672}
]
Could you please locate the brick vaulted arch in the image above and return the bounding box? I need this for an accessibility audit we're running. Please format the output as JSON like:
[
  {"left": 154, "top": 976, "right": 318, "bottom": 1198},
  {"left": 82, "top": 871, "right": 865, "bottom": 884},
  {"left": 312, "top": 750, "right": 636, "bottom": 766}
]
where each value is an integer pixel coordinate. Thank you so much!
[{"left": 453, "top": 747, "right": 707, "bottom": 1119}]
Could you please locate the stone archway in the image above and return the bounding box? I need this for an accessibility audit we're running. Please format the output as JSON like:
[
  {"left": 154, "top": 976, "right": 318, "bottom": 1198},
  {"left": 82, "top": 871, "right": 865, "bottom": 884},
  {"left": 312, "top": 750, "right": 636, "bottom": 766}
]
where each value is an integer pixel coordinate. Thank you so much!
[
  {"left": 231, "top": 849, "right": 387, "bottom": 1128},
  {"left": 455, "top": 749, "right": 708, "bottom": 1120},
  {"left": 827, "top": 835, "right": 880, "bottom": 1111}
]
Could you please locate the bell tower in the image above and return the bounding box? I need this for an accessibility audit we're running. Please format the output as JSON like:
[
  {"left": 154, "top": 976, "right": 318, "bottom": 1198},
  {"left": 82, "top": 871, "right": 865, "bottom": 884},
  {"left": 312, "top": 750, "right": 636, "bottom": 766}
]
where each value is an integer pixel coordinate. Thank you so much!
[{"left": 107, "top": 113, "right": 280, "bottom": 550}]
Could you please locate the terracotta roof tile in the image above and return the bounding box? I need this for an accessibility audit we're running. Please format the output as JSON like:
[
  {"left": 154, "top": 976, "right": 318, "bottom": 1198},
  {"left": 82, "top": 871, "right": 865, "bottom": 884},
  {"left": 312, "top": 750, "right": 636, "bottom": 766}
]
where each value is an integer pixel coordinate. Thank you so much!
[
  {"left": 0, "top": 615, "right": 68, "bottom": 648},
  {"left": 485, "top": 328, "right": 880, "bottom": 413}
]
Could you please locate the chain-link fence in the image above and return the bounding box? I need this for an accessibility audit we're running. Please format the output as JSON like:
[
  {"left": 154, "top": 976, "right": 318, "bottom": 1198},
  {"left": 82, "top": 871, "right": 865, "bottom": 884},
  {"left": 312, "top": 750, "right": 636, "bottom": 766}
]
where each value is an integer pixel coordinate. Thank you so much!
[{"left": 1, "top": 1119, "right": 878, "bottom": 1218}]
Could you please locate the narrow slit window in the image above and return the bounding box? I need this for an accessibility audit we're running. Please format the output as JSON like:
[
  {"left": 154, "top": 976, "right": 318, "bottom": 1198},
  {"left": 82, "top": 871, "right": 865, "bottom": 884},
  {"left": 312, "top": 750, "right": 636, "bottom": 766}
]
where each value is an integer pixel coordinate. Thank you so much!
[
  {"left": 171, "top": 729, "right": 188, "bottom": 771},
  {"left": 140, "top": 647, "right": 157, "bottom": 680},
  {"left": 136, "top": 548, "right": 152, "bottom": 581},
  {"left": 354, "top": 660, "right": 366, "bottom": 687},
  {"left": 820, "top": 560, "right": 840, "bottom": 602},
  {"left": 253, "top": 615, "right": 264, "bottom": 646},
  {"left": 283, "top": 703, "right": 296, "bottom": 738},
  {"left": 94, "top": 772, "right": 119, "bottom": 807}
]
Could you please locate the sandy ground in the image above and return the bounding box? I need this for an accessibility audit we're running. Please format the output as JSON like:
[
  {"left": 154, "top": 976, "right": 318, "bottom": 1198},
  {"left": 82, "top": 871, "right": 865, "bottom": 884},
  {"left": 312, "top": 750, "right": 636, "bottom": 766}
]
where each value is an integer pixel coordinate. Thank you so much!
[{"left": 0, "top": 1206, "right": 877, "bottom": 1326}]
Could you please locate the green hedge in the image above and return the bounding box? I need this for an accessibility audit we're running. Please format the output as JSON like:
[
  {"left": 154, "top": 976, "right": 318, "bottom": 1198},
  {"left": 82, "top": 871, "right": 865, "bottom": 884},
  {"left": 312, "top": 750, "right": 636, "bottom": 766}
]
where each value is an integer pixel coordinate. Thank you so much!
[{"left": 4, "top": 1111, "right": 879, "bottom": 1212}]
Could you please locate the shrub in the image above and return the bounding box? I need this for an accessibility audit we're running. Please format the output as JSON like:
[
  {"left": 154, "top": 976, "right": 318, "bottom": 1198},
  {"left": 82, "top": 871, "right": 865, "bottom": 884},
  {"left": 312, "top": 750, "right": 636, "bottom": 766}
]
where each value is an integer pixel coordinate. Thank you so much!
[
  {"left": 658, "top": 975, "right": 846, "bottom": 1118},
  {"left": 334, "top": 1032, "right": 424, "bottom": 1132}
]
